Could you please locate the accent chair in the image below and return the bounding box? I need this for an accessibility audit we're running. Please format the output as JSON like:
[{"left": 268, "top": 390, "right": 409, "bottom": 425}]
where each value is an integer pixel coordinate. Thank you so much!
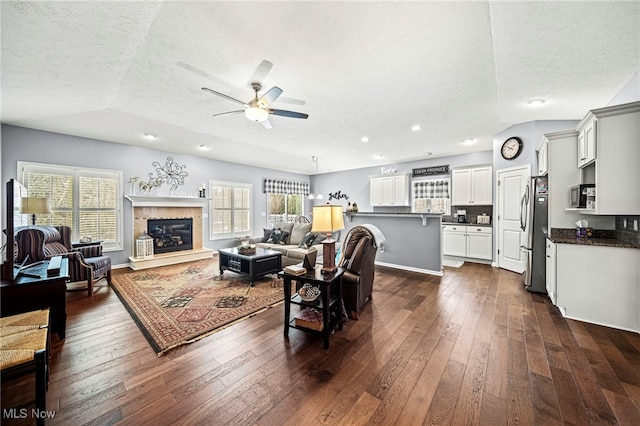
[{"left": 15, "top": 226, "right": 112, "bottom": 296}]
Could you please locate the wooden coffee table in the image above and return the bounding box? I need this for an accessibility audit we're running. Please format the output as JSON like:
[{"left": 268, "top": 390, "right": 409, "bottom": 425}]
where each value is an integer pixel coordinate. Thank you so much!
[{"left": 218, "top": 247, "right": 282, "bottom": 286}]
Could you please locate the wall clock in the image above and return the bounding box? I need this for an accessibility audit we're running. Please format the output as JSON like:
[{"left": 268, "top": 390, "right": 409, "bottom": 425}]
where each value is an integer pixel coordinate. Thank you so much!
[{"left": 501, "top": 137, "right": 523, "bottom": 160}]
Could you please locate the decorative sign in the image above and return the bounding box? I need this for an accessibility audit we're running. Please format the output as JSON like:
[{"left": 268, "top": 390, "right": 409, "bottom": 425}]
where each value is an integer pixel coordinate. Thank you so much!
[
  {"left": 328, "top": 190, "right": 349, "bottom": 201},
  {"left": 380, "top": 167, "right": 397, "bottom": 174},
  {"left": 412, "top": 165, "right": 450, "bottom": 177}
]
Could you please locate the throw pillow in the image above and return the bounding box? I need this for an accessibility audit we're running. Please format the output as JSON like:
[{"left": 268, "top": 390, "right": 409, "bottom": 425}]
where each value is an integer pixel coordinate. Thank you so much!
[
  {"left": 267, "top": 229, "right": 289, "bottom": 245},
  {"left": 275, "top": 222, "right": 294, "bottom": 244},
  {"left": 262, "top": 228, "right": 273, "bottom": 243},
  {"left": 290, "top": 222, "right": 312, "bottom": 246},
  {"left": 299, "top": 232, "right": 317, "bottom": 249}
]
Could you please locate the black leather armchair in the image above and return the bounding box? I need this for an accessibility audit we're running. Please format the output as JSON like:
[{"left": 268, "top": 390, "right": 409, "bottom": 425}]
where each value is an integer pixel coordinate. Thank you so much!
[{"left": 338, "top": 225, "right": 380, "bottom": 319}]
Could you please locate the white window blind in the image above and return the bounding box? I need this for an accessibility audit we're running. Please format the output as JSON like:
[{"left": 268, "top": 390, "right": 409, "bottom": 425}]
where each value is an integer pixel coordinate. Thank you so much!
[
  {"left": 210, "top": 180, "right": 252, "bottom": 239},
  {"left": 18, "top": 161, "right": 123, "bottom": 251}
]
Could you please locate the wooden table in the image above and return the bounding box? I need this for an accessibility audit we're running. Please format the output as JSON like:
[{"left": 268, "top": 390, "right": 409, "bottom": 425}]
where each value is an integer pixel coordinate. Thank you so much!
[
  {"left": 280, "top": 267, "right": 344, "bottom": 349},
  {"left": 218, "top": 247, "right": 282, "bottom": 286},
  {"left": 0, "top": 259, "right": 69, "bottom": 340}
]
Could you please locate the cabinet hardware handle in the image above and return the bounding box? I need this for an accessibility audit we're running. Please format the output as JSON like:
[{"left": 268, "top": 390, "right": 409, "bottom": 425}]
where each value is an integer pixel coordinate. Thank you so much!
[{"left": 580, "top": 157, "right": 586, "bottom": 161}]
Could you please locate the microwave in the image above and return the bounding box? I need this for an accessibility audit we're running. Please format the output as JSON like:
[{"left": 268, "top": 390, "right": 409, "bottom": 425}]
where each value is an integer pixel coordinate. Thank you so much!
[{"left": 570, "top": 184, "right": 595, "bottom": 208}]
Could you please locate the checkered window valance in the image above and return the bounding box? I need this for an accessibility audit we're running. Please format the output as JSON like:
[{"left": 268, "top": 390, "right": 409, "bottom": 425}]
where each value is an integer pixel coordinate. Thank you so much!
[
  {"left": 414, "top": 180, "right": 450, "bottom": 199},
  {"left": 263, "top": 179, "right": 310, "bottom": 195}
]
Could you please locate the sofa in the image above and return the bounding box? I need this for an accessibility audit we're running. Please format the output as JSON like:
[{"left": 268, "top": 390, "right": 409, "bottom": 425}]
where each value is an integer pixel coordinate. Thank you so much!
[{"left": 254, "top": 219, "right": 341, "bottom": 267}]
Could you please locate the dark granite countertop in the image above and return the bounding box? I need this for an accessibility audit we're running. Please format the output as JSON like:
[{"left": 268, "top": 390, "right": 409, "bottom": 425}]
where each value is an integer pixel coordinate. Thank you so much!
[
  {"left": 442, "top": 222, "right": 492, "bottom": 227},
  {"left": 549, "top": 228, "right": 640, "bottom": 249}
]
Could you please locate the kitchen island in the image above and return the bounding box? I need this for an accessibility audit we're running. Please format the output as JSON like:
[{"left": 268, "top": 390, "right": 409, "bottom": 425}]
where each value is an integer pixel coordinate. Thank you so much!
[{"left": 345, "top": 212, "right": 443, "bottom": 276}]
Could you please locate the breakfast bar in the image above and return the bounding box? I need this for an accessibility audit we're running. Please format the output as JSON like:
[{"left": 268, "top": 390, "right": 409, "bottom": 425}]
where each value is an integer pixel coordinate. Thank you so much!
[{"left": 345, "top": 212, "right": 443, "bottom": 276}]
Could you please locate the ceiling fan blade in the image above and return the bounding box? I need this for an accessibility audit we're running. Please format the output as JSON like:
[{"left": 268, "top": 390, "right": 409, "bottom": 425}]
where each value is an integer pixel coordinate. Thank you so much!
[
  {"left": 202, "top": 87, "right": 247, "bottom": 106},
  {"left": 177, "top": 61, "right": 236, "bottom": 91},
  {"left": 258, "top": 86, "right": 283, "bottom": 107},
  {"left": 268, "top": 109, "right": 309, "bottom": 119},
  {"left": 261, "top": 119, "right": 273, "bottom": 129},
  {"left": 249, "top": 59, "right": 273, "bottom": 84},
  {"left": 211, "top": 110, "right": 245, "bottom": 118}
]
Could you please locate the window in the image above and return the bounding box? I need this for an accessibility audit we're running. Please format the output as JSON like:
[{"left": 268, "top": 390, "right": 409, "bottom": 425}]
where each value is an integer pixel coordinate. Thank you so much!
[
  {"left": 18, "top": 161, "right": 123, "bottom": 251},
  {"left": 412, "top": 178, "right": 451, "bottom": 214},
  {"left": 262, "top": 178, "right": 309, "bottom": 225},
  {"left": 267, "top": 193, "right": 304, "bottom": 225},
  {"left": 209, "top": 180, "right": 252, "bottom": 239}
]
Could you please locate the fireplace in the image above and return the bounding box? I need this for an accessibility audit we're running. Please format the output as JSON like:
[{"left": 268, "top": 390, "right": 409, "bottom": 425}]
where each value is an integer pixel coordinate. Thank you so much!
[{"left": 147, "top": 218, "right": 193, "bottom": 254}]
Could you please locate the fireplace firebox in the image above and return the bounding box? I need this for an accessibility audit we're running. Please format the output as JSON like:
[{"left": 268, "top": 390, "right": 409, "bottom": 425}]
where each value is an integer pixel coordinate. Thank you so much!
[{"left": 147, "top": 218, "right": 193, "bottom": 254}]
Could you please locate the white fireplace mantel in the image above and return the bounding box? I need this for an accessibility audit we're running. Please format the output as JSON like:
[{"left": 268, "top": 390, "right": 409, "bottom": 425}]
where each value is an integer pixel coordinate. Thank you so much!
[
  {"left": 124, "top": 195, "right": 210, "bottom": 208},
  {"left": 125, "top": 195, "right": 214, "bottom": 269}
]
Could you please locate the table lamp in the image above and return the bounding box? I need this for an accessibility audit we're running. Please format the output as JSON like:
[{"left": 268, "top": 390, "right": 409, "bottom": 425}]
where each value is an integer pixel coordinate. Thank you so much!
[
  {"left": 21, "top": 197, "right": 50, "bottom": 226},
  {"left": 311, "top": 205, "right": 345, "bottom": 273}
]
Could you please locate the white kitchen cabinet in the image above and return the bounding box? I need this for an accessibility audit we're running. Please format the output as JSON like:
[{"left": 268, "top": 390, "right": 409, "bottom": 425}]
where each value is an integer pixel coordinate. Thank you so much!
[
  {"left": 556, "top": 243, "right": 639, "bottom": 333},
  {"left": 545, "top": 238, "right": 556, "bottom": 305},
  {"left": 370, "top": 173, "right": 409, "bottom": 206},
  {"left": 578, "top": 102, "right": 640, "bottom": 215},
  {"left": 451, "top": 166, "right": 492, "bottom": 205},
  {"left": 536, "top": 137, "right": 548, "bottom": 176},
  {"left": 443, "top": 225, "right": 492, "bottom": 260},
  {"left": 443, "top": 225, "right": 467, "bottom": 257},
  {"left": 577, "top": 116, "right": 596, "bottom": 168}
]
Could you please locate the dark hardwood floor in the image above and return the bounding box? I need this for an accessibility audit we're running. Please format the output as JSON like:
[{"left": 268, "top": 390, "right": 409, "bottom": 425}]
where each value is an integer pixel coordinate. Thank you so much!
[{"left": 2, "top": 261, "right": 640, "bottom": 425}]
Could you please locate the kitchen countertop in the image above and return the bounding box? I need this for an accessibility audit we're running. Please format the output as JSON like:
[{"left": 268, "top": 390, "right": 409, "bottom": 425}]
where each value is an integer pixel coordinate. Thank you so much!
[
  {"left": 549, "top": 228, "right": 640, "bottom": 249},
  {"left": 442, "top": 222, "right": 493, "bottom": 227}
]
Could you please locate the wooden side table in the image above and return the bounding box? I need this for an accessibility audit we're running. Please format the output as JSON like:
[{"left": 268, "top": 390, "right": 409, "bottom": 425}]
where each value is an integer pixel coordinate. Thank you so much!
[
  {"left": 280, "top": 267, "right": 344, "bottom": 349},
  {"left": 1, "top": 259, "right": 69, "bottom": 340}
]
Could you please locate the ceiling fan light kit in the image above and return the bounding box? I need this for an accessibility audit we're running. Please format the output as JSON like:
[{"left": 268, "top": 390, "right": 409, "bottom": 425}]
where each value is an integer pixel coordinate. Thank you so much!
[{"left": 245, "top": 106, "right": 268, "bottom": 122}]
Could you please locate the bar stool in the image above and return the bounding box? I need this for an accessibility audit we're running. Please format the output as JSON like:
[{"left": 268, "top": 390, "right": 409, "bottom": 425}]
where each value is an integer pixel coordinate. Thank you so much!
[{"left": 0, "top": 309, "right": 50, "bottom": 425}]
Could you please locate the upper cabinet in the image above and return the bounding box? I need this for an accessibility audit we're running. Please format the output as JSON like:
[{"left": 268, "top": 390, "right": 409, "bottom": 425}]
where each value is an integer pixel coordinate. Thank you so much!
[
  {"left": 451, "top": 166, "right": 493, "bottom": 205},
  {"left": 577, "top": 116, "right": 597, "bottom": 168},
  {"left": 537, "top": 137, "right": 548, "bottom": 176},
  {"left": 370, "top": 173, "right": 410, "bottom": 206},
  {"left": 579, "top": 101, "right": 640, "bottom": 215}
]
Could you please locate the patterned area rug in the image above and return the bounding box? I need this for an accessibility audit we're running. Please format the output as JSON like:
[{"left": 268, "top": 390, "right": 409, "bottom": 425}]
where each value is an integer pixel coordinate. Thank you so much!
[{"left": 111, "top": 258, "right": 284, "bottom": 356}]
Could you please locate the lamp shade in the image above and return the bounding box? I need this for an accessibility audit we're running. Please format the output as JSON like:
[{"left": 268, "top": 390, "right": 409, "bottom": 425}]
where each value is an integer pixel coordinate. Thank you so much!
[
  {"left": 20, "top": 197, "right": 50, "bottom": 215},
  {"left": 311, "top": 205, "right": 345, "bottom": 234}
]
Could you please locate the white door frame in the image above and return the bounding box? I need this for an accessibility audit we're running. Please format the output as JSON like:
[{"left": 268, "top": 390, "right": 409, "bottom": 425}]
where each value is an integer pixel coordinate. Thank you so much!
[{"left": 495, "top": 163, "right": 531, "bottom": 271}]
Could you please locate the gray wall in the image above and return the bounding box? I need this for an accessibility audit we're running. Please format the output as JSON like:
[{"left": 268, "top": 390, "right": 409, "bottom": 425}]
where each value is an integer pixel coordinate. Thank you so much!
[{"left": 1, "top": 125, "right": 310, "bottom": 267}]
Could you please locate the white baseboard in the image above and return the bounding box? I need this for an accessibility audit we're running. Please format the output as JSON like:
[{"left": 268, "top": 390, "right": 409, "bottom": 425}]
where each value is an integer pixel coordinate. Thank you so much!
[{"left": 374, "top": 261, "right": 444, "bottom": 277}]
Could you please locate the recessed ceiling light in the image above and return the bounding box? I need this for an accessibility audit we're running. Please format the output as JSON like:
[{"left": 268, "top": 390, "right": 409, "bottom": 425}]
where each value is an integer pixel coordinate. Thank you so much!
[
  {"left": 412, "top": 124, "right": 421, "bottom": 132},
  {"left": 425, "top": 152, "right": 432, "bottom": 156},
  {"left": 143, "top": 133, "right": 157, "bottom": 140},
  {"left": 463, "top": 138, "right": 475, "bottom": 145},
  {"left": 361, "top": 136, "right": 369, "bottom": 143},
  {"left": 527, "top": 99, "right": 546, "bottom": 106},
  {"left": 374, "top": 154, "right": 384, "bottom": 160},
  {"left": 199, "top": 144, "right": 210, "bottom": 150}
]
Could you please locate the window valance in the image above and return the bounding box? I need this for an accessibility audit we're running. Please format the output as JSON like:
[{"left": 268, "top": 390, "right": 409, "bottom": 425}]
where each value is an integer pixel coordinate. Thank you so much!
[
  {"left": 263, "top": 179, "right": 310, "bottom": 195},
  {"left": 414, "top": 180, "right": 450, "bottom": 199}
]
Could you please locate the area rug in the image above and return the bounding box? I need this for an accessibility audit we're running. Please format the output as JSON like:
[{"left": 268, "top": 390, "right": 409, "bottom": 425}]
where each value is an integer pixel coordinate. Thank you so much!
[{"left": 111, "top": 258, "right": 284, "bottom": 356}]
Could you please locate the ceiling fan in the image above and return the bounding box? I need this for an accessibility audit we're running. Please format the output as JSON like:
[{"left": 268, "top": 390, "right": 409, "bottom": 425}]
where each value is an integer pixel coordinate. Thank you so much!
[{"left": 200, "top": 60, "right": 308, "bottom": 129}]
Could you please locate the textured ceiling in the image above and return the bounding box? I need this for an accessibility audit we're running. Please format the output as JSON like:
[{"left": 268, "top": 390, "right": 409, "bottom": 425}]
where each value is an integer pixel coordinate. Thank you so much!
[{"left": 1, "top": 1, "right": 639, "bottom": 174}]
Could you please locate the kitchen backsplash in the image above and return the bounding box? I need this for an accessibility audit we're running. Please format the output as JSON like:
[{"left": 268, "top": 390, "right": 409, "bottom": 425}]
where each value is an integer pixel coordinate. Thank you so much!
[
  {"left": 443, "top": 205, "right": 493, "bottom": 224},
  {"left": 615, "top": 215, "right": 640, "bottom": 246}
]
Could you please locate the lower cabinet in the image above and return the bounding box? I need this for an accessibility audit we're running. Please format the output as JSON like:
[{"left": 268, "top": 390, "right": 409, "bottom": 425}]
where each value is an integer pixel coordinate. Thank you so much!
[
  {"left": 443, "top": 225, "right": 492, "bottom": 260},
  {"left": 545, "top": 238, "right": 557, "bottom": 305},
  {"left": 555, "top": 243, "right": 639, "bottom": 333}
]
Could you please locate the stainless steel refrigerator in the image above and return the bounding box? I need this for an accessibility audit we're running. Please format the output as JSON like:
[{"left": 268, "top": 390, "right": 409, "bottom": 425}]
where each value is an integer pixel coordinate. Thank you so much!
[{"left": 520, "top": 175, "right": 548, "bottom": 293}]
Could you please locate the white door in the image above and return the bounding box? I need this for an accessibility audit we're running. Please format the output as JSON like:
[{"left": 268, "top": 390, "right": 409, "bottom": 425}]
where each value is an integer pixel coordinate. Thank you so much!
[{"left": 497, "top": 165, "right": 530, "bottom": 273}]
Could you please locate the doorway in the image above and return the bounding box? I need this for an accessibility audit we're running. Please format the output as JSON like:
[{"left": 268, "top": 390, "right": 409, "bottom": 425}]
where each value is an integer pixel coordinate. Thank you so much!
[{"left": 496, "top": 165, "right": 531, "bottom": 273}]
